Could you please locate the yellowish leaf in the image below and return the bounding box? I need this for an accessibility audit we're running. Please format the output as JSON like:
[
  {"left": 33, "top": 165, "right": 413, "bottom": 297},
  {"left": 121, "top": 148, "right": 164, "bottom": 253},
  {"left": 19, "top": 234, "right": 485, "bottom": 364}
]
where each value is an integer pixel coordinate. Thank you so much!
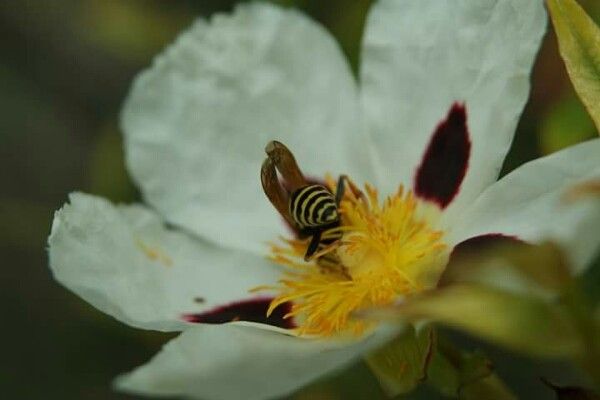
[
  {"left": 368, "top": 284, "right": 584, "bottom": 358},
  {"left": 365, "top": 325, "right": 434, "bottom": 396},
  {"left": 547, "top": 0, "right": 600, "bottom": 132},
  {"left": 440, "top": 241, "right": 571, "bottom": 297}
]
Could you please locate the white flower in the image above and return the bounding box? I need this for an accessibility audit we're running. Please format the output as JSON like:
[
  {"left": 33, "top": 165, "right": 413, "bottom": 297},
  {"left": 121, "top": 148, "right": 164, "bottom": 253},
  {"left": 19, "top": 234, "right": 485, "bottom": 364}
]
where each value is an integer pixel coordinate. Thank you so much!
[{"left": 48, "top": 1, "right": 600, "bottom": 399}]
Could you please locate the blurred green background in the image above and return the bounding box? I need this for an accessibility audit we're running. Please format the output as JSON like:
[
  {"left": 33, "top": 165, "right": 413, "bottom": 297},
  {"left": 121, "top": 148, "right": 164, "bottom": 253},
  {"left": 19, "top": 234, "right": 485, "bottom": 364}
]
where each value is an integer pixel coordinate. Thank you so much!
[{"left": 1, "top": 1, "right": 598, "bottom": 399}]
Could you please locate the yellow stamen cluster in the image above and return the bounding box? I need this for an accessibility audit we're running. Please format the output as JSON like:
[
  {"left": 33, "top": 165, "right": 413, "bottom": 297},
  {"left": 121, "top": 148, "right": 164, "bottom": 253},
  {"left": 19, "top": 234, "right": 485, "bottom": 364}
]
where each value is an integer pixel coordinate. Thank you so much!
[{"left": 260, "top": 180, "right": 448, "bottom": 337}]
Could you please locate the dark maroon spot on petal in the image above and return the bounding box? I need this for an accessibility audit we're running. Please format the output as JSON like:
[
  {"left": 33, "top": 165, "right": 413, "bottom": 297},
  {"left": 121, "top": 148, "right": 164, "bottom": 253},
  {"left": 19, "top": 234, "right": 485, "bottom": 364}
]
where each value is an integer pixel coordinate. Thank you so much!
[
  {"left": 439, "top": 233, "right": 524, "bottom": 286},
  {"left": 414, "top": 103, "right": 471, "bottom": 208},
  {"left": 182, "top": 297, "right": 295, "bottom": 329}
]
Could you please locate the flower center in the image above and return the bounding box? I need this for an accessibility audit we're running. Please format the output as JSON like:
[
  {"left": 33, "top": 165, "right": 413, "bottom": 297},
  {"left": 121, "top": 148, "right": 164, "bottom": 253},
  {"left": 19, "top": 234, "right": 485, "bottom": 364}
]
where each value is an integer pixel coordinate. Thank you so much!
[{"left": 259, "top": 177, "right": 448, "bottom": 337}]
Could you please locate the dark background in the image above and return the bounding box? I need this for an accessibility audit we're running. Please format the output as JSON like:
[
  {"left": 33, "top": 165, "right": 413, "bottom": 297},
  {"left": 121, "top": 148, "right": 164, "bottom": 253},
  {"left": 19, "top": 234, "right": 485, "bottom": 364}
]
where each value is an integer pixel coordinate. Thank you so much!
[{"left": 2, "top": 1, "right": 599, "bottom": 399}]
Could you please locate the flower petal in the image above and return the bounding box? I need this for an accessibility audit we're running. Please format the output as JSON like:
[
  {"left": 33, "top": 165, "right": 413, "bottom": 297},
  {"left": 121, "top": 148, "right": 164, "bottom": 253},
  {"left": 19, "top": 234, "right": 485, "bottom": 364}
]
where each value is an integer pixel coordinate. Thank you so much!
[
  {"left": 448, "top": 139, "right": 600, "bottom": 274},
  {"left": 360, "top": 0, "right": 547, "bottom": 214},
  {"left": 115, "top": 324, "right": 394, "bottom": 400},
  {"left": 48, "top": 192, "right": 281, "bottom": 332},
  {"left": 122, "top": 3, "right": 366, "bottom": 256}
]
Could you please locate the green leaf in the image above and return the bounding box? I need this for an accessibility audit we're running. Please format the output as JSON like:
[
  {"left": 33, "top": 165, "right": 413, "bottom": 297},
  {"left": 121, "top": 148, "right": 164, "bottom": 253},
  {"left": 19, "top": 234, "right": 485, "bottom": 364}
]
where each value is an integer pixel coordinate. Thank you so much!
[
  {"left": 459, "top": 375, "right": 517, "bottom": 400},
  {"left": 427, "top": 336, "right": 515, "bottom": 400},
  {"left": 547, "top": 0, "right": 600, "bottom": 132},
  {"left": 426, "top": 347, "right": 461, "bottom": 397},
  {"left": 457, "top": 351, "right": 494, "bottom": 389},
  {"left": 365, "top": 324, "right": 434, "bottom": 396}
]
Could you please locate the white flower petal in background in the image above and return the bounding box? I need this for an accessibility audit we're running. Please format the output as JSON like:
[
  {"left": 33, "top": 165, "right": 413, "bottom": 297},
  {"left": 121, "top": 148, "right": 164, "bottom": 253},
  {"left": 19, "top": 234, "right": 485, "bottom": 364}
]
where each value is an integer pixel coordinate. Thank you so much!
[
  {"left": 116, "top": 324, "right": 394, "bottom": 400},
  {"left": 48, "top": 192, "right": 281, "bottom": 332},
  {"left": 360, "top": 0, "right": 547, "bottom": 218},
  {"left": 122, "top": 2, "right": 369, "bottom": 257},
  {"left": 448, "top": 138, "right": 600, "bottom": 274}
]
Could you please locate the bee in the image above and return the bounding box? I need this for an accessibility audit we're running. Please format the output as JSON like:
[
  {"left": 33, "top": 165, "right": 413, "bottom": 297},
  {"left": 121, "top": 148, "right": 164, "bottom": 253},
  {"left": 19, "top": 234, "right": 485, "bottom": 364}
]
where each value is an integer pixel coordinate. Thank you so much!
[{"left": 261, "top": 141, "right": 354, "bottom": 261}]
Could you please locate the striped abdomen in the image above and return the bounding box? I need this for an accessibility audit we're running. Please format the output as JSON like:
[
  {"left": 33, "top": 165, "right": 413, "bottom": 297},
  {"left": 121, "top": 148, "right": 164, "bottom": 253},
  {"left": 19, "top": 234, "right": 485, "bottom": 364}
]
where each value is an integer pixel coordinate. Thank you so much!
[{"left": 289, "top": 185, "right": 338, "bottom": 229}]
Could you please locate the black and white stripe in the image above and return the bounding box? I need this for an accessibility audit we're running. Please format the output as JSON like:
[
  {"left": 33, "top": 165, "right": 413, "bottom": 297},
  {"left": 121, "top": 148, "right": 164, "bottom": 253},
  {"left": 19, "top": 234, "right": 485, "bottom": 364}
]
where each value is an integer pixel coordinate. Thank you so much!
[{"left": 289, "top": 185, "right": 338, "bottom": 229}]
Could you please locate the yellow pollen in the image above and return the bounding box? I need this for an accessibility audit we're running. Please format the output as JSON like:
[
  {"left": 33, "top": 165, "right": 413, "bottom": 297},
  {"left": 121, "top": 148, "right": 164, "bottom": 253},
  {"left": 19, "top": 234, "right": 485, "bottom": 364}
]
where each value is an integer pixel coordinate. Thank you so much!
[
  {"left": 136, "top": 239, "right": 173, "bottom": 267},
  {"left": 259, "top": 179, "right": 448, "bottom": 337}
]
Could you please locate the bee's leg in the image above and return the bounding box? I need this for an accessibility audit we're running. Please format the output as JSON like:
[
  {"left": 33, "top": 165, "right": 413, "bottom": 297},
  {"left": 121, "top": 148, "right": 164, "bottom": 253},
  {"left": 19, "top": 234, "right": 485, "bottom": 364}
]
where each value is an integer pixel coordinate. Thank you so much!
[
  {"left": 304, "top": 231, "right": 322, "bottom": 262},
  {"left": 261, "top": 157, "right": 295, "bottom": 227},
  {"left": 335, "top": 175, "right": 347, "bottom": 206},
  {"left": 307, "top": 240, "right": 342, "bottom": 261},
  {"left": 335, "top": 175, "right": 366, "bottom": 205},
  {"left": 265, "top": 141, "right": 307, "bottom": 193}
]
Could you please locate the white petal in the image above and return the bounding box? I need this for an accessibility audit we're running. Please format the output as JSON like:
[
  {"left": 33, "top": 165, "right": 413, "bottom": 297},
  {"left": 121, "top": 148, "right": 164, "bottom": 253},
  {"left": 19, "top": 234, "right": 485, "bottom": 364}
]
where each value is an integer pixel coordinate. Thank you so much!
[
  {"left": 360, "top": 0, "right": 546, "bottom": 215},
  {"left": 122, "top": 3, "right": 367, "bottom": 256},
  {"left": 116, "top": 324, "right": 394, "bottom": 400},
  {"left": 448, "top": 139, "right": 600, "bottom": 274},
  {"left": 48, "top": 193, "right": 281, "bottom": 331}
]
